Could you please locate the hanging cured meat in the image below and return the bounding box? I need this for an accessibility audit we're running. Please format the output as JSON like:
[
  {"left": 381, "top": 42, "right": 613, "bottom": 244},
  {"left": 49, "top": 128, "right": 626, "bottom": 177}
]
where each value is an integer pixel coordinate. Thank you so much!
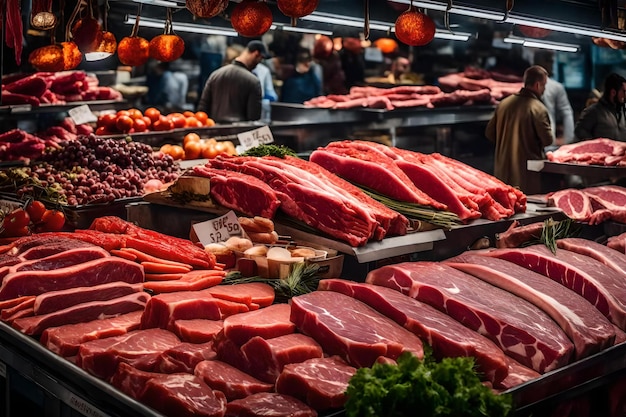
[
  {"left": 231, "top": 0, "right": 273, "bottom": 37},
  {"left": 6, "top": 0, "right": 24, "bottom": 65},
  {"left": 186, "top": 0, "right": 229, "bottom": 18}
]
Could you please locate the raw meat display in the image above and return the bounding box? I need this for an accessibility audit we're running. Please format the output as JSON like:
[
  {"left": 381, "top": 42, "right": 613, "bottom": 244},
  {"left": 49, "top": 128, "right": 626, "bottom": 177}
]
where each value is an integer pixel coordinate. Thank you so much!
[
  {"left": 547, "top": 188, "right": 594, "bottom": 221},
  {"left": 548, "top": 185, "right": 626, "bottom": 224},
  {"left": 172, "top": 319, "right": 224, "bottom": 343},
  {"left": 222, "top": 303, "right": 295, "bottom": 346},
  {"left": 365, "top": 262, "right": 574, "bottom": 373},
  {"left": 206, "top": 282, "right": 275, "bottom": 308},
  {"left": 546, "top": 138, "right": 626, "bottom": 165},
  {"left": 275, "top": 356, "right": 356, "bottom": 411},
  {"left": 608, "top": 232, "right": 626, "bottom": 253},
  {"left": 194, "top": 359, "right": 274, "bottom": 401},
  {"left": 153, "top": 341, "right": 216, "bottom": 374},
  {"left": 225, "top": 392, "right": 317, "bottom": 417},
  {"left": 557, "top": 237, "right": 626, "bottom": 276},
  {"left": 445, "top": 253, "right": 616, "bottom": 359},
  {"left": 290, "top": 291, "right": 424, "bottom": 367},
  {"left": 483, "top": 245, "right": 626, "bottom": 330}
]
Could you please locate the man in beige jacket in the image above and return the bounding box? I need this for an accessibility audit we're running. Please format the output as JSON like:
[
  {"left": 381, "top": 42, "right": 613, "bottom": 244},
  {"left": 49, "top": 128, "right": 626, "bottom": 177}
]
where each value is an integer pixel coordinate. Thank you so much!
[{"left": 486, "top": 65, "right": 554, "bottom": 194}]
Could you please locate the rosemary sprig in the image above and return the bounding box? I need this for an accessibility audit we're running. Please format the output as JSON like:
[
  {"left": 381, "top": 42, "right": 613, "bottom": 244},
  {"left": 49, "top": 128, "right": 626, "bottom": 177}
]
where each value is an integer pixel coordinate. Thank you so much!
[{"left": 521, "top": 218, "right": 580, "bottom": 254}]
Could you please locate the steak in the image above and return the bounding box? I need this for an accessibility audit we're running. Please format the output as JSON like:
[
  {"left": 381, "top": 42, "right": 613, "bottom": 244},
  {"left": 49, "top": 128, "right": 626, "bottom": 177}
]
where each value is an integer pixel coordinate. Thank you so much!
[
  {"left": 547, "top": 188, "right": 593, "bottom": 221},
  {"left": 0, "top": 257, "right": 144, "bottom": 301},
  {"left": 223, "top": 303, "right": 295, "bottom": 346},
  {"left": 207, "top": 283, "right": 275, "bottom": 308},
  {"left": 194, "top": 359, "right": 274, "bottom": 401},
  {"left": 557, "top": 238, "right": 626, "bottom": 276},
  {"left": 173, "top": 319, "right": 224, "bottom": 343},
  {"left": 365, "top": 262, "right": 574, "bottom": 373},
  {"left": 110, "top": 362, "right": 165, "bottom": 400},
  {"left": 12, "top": 291, "right": 150, "bottom": 336},
  {"left": 241, "top": 333, "right": 324, "bottom": 384},
  {"left": 290, "top": 291, "right": 424, "bottom": 368},
  {"left": 317, "top": 279, "right": 509, "bottom": 385},
  {"left": 214, "top": 330, "right": 252, "bottom": 373},
  {"left": 153, "top": 341, "right": 216, "bottom": 374},
  {"left": 496, "top": 357, "right": 541, "bottom": 391},
  {"left": 546, "top": 138, "right": 626, "bottom": 165},
  {"left": 484, "top": 245, "right": 626, "bottom": 330},
  {"left": 445, "top": 253, "right": 616, "bottom": 360},
  {"left": 225, "top": 392, "right": 317, "bottom": 417},
  {"left": 608, "top": 232, "right": 626, "bottom": 253},
  {"left": 275, "top": 356, "right": 357, "bottom": 411},
  {"left": 40, "top": 311, "right": 143, "bottom": 357}
]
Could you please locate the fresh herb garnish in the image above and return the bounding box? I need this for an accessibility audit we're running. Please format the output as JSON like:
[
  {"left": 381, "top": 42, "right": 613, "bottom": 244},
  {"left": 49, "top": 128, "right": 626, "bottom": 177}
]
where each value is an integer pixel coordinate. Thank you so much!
[
  {"left": 240, "top": 144, "right": 298, "bottom": 158},
  {"left": 520, "top": 218, "right": 580, "bottom": 254}
]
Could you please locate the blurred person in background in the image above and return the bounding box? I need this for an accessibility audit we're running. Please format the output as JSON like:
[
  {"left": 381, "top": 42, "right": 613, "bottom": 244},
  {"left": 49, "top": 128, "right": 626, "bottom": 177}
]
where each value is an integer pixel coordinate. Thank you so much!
[
  {"left": 575, "top": 72, "right": 626, "bottom": 142},
  {"left": 280, "top": 48, "right": 323, "bottom": 104},
  {"left": 145, "top": 61, "right": 189, "bottom": 112},
  {"left": 253, "top": 60, "right": 278, "bottom": 102}
]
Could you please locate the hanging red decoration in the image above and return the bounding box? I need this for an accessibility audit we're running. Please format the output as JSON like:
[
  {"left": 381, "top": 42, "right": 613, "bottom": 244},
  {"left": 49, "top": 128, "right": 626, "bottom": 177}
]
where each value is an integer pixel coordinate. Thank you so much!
[
  {"left": 118, "top": 36, "right": 150, "bottom": 66},
  {"left": 231, "top": 0, "right": 273, "bottom": 37},
  {"left": 61, "top": 41, "right": 83, "bottom": 70},
  {"left": 394, "top": 6, "right": 435, "bottom": 46},
  {"left": 29, "top": 44, "right": 65, "bottom": 71},
  {"left": 72, "top": 16, "right": 102, "bottom": 52},
  {"left": 149, "top": 8, "right": 185, "bottom": 62},
  {"left": 313, "top": 35, "right": 333, "bottom": 60},
  {"left": 186, "top": 0, "right": 229, "bottom": 18},
  {"left": 518, "top": 25, "right": 551, "bottom": 38},
  {"left": 277, "top": 0, "right": 319, "bottom": 25},
  {"left": 374, "top": 38, "right": 399, "bottom": 54}
]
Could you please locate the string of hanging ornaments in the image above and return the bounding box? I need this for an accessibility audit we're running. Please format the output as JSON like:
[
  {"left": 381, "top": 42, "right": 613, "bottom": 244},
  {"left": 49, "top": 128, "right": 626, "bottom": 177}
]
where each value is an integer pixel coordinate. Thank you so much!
[
  {"left": 394, "top": 0, "right": 436, "bottom": 46},
  {"left": 117, "top": 3, "right": 150, "bottom": 67},
  {"left": 231, "top": 0, "right": 273, "bottom": 37}
]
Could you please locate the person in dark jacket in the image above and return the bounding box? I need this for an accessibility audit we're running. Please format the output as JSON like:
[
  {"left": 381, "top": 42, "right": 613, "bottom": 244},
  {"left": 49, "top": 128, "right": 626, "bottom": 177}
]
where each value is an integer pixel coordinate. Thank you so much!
[
  {"left": 197, "top": 40, "right": 270, "bottom": 123},
  {"left": 575, "top": 72, "right": 626, "bottom": 141},
  {"left": 485, "top": 65, "right": 554, "bottom": 193},
  {"left": 280, "top": 49, "right": 322, "bottom": 104}
]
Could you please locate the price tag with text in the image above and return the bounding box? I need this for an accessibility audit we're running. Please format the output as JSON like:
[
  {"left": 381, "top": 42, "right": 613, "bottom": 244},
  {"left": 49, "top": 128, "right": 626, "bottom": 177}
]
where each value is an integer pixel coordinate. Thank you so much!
[
  {"left": 192, "top": 211, "right": 242, "bottom": 245},
  {"left": 237, "top": 125, "right": 274, "bottom": 152},
  {"left": 68, "top": 104, "right": 97, "bottom": 125}
]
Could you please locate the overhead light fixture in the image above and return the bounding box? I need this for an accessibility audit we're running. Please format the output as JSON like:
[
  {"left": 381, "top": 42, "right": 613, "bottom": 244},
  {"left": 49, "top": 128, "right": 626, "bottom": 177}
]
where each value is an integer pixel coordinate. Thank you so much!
[
  {"left": 125, "top": 15, "right": 239, "bottom": 37},
  {"left": 505, "top": 16, "right": 626, "bottom": 42},
  {"left": 503, "top": 36, "right": 579, "bottom": 52},
  {"left": 130, "top": 0, "right": 184, "bottom": 8},
  {"left": 270, "top": 24, "right": 333, "bottom": 36},
  {"left": 301, "top": 12, "right": 392, "bottom": 31},
  {"left": 391, "top": 0, "right": 505, "bottom": 20},
  {"left": 433, "top": 30, "right": 471, "bottom": 41}
]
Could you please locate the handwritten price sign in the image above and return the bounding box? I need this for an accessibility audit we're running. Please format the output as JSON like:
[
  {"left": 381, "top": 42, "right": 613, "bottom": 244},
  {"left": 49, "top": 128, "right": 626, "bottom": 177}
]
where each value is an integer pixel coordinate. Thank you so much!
[
  {"left": 192, "top": 211, "right": 242, "bottom": 245},
  {"left": 237, "top": 125, "right": 274, "bottom": 152},
  {"left": 68, "top": 104, "right": 97, "bottom": 125}
]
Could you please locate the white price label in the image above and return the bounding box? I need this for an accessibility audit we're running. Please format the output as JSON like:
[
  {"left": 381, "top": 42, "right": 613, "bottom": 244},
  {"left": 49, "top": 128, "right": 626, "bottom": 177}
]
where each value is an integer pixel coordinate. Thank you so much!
[
  {"left": 192, "top": 211, "right": 242, "bottom": 245},
  {"left": 68, "top": 104, "right": 97, "bottom": 125},
  {"left": 237, "top": 125, "right": 274, "bottom": 152}
]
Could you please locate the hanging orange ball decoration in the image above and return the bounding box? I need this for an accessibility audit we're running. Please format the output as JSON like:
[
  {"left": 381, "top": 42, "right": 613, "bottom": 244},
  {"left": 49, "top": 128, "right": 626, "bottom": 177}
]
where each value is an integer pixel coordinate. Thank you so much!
[
  {"left": 374, "top": 38, "right": 399, "bottom": 54},
  {"left": 277, "top": 0, "right": 319, "bottom": 20},
  {"left": 394, "top": 8, "right": 435, "bottom": 46},
  {"left": 61, "top": 41, "right": 83, "bottom": 70},
  {"left": 118, "top": 36, "right": 150, "bottom": 67},
  {"left": 149, "top": 34, "right": 185, "bottom": 62},
  {"left": 72, "top": 16, "right": 103, "bottom": 52},
  {"left": 186, "top": 0, "right": 229, "bottom": 18},
  {"left": 518, "top": 25, "right": 552, "bottom": 38},
  {"left": 29, "top": 44, "right": 65, "bottom": 72},
  {"left": 231, "top": 1, "right": 273, "bottom": 37}
]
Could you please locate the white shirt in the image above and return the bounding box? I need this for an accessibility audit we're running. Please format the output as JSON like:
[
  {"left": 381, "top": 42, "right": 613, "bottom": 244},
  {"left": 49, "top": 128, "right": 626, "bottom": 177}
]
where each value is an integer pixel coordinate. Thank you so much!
[
  {"left": 542, "top": 77, "right": 575, "bottom": 144},
  {"left": 252, "top": 63, "right": 278, "bottom": 102}
]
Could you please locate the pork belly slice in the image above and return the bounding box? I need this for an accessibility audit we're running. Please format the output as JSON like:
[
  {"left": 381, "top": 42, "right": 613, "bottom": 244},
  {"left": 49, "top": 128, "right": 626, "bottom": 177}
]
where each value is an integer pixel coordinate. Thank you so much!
[
  {"left": 557, "top": 237, "right": 626, "bottom": 276},
  {"left": 223, "top": 303, "right": 295, "bottom": 346},
  {"left": 34, "top": 282, "right": 143, "bottom": 315},
  {"left": 318, "top": 279, "right": 508, "bottom": 385},
  {"left": 153, "top": 341, "right": 216, "bottom": 374},
  {"left": 0, "top": 257, "right": 144, "bottom": 301},
  {"left": 445, "top": 253, "right": 616, "bottom": 360},
  {"left": 41, "top": 311, "right": 143, "bottom": 357},
  {"left": 207, "top": 282, "right": 275, "bottom": 308},
  {"left": 140, "top": 290, "right": 249, "bottom": 330},
  {"left": 241, "top": 333, "right": 324, "bottom": 384},
  {"left": 173, "top": 319, "right": 224, "bottom": 343},
  {"left": 12, "top": 291, "right": 149, "bottom": 336},
  {"left": 225, "top": 392, "right": 317, "bottom": 417},
  {"left": 76, "top": 328, "right": 181, "bottom": 380},
  {"left": 290, "top": 291, "right": 424, "bottom": 368},
  {"left": 194, "top": 359, "right": 274, "bottom": 401},
  {"left": 484, "top": 245, "right": 626, "bottom": 331},
  {"left": 365, "top": 262, "right": 574, "bottom": 373},
  {"left": 275, "top": 356, "right": 356, "bottom": 411}
]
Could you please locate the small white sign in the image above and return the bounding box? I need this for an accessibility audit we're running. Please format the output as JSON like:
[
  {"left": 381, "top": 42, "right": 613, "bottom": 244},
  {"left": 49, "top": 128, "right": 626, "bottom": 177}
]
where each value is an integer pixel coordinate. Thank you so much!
[
  {"left": 237, "top": 125, "right": 274, "bottom": 152},
  {"left": 68, "top": 104, "right": 97, "bottom": 125},
  {"left": 193, "top": 211, "right": 242, "bottom": 245},
  {"left": 364, "top": 47, "right": 384, "bottom": 63}
]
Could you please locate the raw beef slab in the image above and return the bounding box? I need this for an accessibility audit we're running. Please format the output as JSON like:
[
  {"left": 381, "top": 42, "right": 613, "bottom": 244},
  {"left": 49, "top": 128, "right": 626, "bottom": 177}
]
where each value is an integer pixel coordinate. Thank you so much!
[
  {"left": 290, "top": 291, "right": 424, "bottom": 368},
  {"left": 365, "top": 262, "right": 574, "bottom": 373},
  {"left": 483, "top": 245, "right": 626, "bottom": 330},
  {"left": 153, "top": 341, "right": 216, "bottom": 373},
  {"left": 194, "top": 359, "right": 274, "bottom": 401},
  {"left": 207, "top": 282, "right": 275, "bottom": 308},
  {"left": 173, "top": 319, "right": 224, "bottom": 343},
  {"left": 318, "top": 278, "right": 509, "bottom": 385},
  {"left": 445, "top": 253, "right": 616, "bottom": 360},
  {"left": 547, "top": 188, "right": 593, "bottom": 221},
  {"left": 225, "top": 392, "right": 317, "bottom": 417},
  {"left": 275, "top": 356, "right": 357, "bottom": 411},
  {"left": 223, "top": 303, "right": 295, "bottom": 346},
  {"left": 557, "top": 237, "right": 626, "bottom": 276}
]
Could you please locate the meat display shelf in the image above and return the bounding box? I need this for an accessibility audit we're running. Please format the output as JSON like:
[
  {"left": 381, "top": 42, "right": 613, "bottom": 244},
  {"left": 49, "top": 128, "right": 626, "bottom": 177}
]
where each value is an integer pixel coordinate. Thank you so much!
[
  {"left": 0, "top": 100, "right": 129, "bottom": 116},
  {"left": 527, "top": 160, "right": 626, "bottom": 179}
]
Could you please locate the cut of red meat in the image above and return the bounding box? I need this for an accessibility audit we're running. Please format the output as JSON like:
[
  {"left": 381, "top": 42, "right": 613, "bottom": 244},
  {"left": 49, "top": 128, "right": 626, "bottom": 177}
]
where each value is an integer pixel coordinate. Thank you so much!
[
  {"left": 33, "top": 282, "right": 143, "bottom": 315},
  {"left": 275, "top": 356, "right": 356, "bottom": 411},
  {"left": 9, "top": 246, "right": 109, "bottom": 273},
  {"left": 154, "top": 341, "right": 216, "bottom": 373},
  {"left": 194, "top": 359, "right": 274, "bottom": 401},
  {"left": 6, "top": 234, "right": 95, "bottom": 258},
  {"left": 496, "top": 357, "right": 541, "bottom": 391},
  {"left": 242, "top": 333, "right": 324, "bottom": 383},
  {"left": 365, "top": 262, "right": 574, "bottom": 373},
  {"left": 557, "top": 238, "right": 626, "bottom": 277},
  {"left": 140, "top": 290, "right": 249, "bottom": 330},
  {"left": 140, "top": 373, "right": 227, "bottom": 417},
  {"left": 0, "top": 295, "right": 35, "bottom": 312},
  {"left": 547, "top": 188, "right": 594, "bottom": 221},
  {"left": 110, "top": 362, "right": 165, "bottom": 400},
  {"left": 173, "top": 319, "right": 224, "bottom": 343},
  {"left": 12, "top": 291, "right": 149, "bottom": 336},
  {"left": 1, "top": 296, "right": 35, "bottom": 322},
  {"left": 484, "top": 245, "right": 626, "bottom": 330},
  {"left": 290, "top": 291, "right": 424, "bottom": 368},
  {"left": 225, "top": 392, "right": 317, "bottom": 417},
  {"left": 0, "top": 257, "right": 144, "bottom": 300},
  {"left": 192, "top": 165, "right": 281, "bottom": 218},
  {"left": 207, "top": 283, "right": 275, "bottom": 308},
  {"left": 223, "top": 303, "right": 295, "bottom": 346},
  {"left": 41, "top": 311, "right": 143, "bottom": 357},
  {"left": 583, "top": 185, "right": 626, "bottom": 211},
  {"left": 546, "top": 138, "right": 626, "bottom": 165},
  {"left": 318, "top": 279, "right": 508, "bottom": 385},
  {"left": 445, "top": 253, "right": 616, "bottom": 360},
  {"left": 77, "top": 328, "right": 181, "bottom": 380}
]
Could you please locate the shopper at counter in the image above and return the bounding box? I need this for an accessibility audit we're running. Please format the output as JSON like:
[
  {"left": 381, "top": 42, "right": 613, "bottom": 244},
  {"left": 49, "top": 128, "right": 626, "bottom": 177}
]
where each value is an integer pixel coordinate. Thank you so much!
[
  {"left": 280, "top": 48, "right": 323, "bottom": 104},
  {"left": 485, "top": 65, "right": 554, "bottom": 193},
  {"left": 197, "top": 40, "right": 270, "bottom": 123},
  {"left": 574, "top": 72, "right": 626, "bottom": 142}
]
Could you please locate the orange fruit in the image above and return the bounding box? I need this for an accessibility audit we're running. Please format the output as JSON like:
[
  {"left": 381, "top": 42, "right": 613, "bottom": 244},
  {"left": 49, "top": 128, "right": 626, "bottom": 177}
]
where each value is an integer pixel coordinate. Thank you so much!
[
  {"left": 184, "top": 132, "right": 201, "bottom": 146},
  {"left": 133, "top": 118, "right": 148, "bottom": 132},
  {"left": 160, "top": 144, "right": 173, "bottom": 155},
  {"left": 204, "top": 117, "right": 216, "bottom": 127},
  {"left": 144, "top": 107, "right": 161, "bottom": 122},
  {"left": 115, "top": 115, "right": 134, "bottom": 133},
  {"left": 128, "top": 108, "right": 144, "bottom": 120},
  {"left": 201, "top": 141, "right": 219, "bottom": 159},
  {"left": 183, "top": 110, "right": 196, "bottom": 118},
  {"left": 169, "top": 144, "right": 185, "bottom": 160},
  {"left": 169, "top": 113, "right": 187, "bottom": 129},
  {"left": 185, "top": 116, "right": 203, "bottom": 128},
  {"left": 195, "top": 111, "right": 209, "bottom": 123},
  {"left": 184, "top": 140, "right": 202, "bottom": 160},
  {"left": 116, "top": 110, "right": 130, "bottom": 118},
  {"left": 222, "top": 140, "right": 237, "bottom": 156}
]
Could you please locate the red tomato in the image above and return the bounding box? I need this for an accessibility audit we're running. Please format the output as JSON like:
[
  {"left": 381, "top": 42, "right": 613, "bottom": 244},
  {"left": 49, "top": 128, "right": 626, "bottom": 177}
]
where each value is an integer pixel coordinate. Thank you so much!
[
  {"left": 2, "top": 208, "right": 30, "bottom": 237},
  {"left": 26, "top": 200, "right": 46, "bottom": 223},
  {"left": 97, "top": 113, "right": 117, "bottom": 129},
  {"left": 116, "top": 115, "right": 134, "bottom": 133},
  {"left": 133, "top": 118, "right": 147, "bottom": 132},
  {"left": 41, "top": 209, "right": 65, "bottom": 232}
]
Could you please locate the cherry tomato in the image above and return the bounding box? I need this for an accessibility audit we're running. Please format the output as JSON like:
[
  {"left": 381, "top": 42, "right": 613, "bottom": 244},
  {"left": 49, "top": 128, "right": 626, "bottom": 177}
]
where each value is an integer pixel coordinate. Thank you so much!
[
  {"left": 2, "top": 208, "right": 31, "bottom": 237},
  {"left": 41, "top": 209, "right": 65, "bottom": 232},
  {"left": 26, "top": 200, "right": 46, "bottom": 223}
]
